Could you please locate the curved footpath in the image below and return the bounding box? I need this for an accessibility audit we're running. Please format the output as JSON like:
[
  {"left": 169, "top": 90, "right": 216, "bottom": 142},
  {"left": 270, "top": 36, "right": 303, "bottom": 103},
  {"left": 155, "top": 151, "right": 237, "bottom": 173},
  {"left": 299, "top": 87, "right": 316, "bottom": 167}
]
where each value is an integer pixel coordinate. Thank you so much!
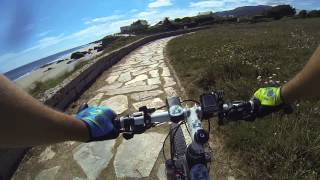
[{"left": 13, "top": 37, "right": 185, "bottom": 180}]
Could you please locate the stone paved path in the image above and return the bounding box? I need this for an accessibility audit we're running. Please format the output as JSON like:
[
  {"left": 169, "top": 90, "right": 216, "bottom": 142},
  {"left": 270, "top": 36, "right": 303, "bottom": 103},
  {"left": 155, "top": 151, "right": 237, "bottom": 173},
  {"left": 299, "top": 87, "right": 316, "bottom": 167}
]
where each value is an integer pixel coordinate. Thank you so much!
[{"left": 13, "top": 37, "right": 182, "bottom": 180}]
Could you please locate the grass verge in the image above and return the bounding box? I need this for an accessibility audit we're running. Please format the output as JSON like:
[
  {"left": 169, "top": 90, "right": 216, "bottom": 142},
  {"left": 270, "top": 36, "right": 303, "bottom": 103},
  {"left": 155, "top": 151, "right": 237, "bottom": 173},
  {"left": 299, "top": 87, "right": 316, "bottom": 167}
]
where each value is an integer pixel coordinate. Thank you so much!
[
  {"left": 102, "top": 35, "right": 144, "bottom": 53},
  {"left": 167, "top": 18, "right": 320, "bottom": 179},
  {"left": 29, "top": 60, "right": 90, "bottom": 98}
]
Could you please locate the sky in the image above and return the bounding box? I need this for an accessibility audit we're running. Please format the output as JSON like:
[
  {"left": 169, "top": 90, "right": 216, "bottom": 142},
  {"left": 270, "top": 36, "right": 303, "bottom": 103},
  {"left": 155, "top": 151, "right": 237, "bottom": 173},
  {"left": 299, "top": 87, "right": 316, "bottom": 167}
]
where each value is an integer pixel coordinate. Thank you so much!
[{"left": 0, "top": 0, "right": 319, "bottom": 73}]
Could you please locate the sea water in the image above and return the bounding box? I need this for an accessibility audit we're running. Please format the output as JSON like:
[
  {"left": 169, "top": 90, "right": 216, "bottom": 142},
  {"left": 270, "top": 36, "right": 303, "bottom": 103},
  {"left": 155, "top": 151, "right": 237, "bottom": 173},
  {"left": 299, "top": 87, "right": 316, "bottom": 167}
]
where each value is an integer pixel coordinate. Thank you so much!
[{"left": 3, "top": 45, "right": 85, "bottom": 81}]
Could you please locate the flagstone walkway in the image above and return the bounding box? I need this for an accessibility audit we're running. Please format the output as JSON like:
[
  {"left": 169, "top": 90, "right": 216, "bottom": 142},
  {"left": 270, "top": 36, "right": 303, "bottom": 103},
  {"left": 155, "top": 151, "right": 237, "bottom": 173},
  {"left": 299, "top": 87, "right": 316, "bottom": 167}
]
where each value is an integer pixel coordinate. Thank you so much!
[{"left": 13, "top": 36, "right": 183, "bottom": 180}]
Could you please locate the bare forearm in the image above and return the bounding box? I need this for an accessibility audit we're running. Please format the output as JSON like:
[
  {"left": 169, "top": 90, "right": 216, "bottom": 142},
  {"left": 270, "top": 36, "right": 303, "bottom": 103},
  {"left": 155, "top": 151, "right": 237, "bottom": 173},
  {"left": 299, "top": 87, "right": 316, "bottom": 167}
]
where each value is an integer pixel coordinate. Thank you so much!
[
  {"left": 282, "top": 46, "right": 320, "bottom": 103},
  {"left": 0, "top": 75, "right": 89, "bottom": 147}
]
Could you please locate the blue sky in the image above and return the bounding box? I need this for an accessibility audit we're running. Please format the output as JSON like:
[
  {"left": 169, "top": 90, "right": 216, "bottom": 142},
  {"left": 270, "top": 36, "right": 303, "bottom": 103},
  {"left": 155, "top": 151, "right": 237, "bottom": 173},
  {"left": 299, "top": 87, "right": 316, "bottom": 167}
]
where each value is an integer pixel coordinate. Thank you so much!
[{"left": 0, "top": 0, "right": 319, "bottom": 73}]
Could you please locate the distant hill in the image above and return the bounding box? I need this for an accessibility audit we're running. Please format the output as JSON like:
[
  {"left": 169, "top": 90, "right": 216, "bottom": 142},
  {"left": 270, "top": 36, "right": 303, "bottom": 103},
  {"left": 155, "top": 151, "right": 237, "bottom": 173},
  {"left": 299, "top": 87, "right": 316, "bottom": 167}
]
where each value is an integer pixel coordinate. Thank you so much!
[{"left": 214, "top": 5, "right": 272, "bottom": 17}]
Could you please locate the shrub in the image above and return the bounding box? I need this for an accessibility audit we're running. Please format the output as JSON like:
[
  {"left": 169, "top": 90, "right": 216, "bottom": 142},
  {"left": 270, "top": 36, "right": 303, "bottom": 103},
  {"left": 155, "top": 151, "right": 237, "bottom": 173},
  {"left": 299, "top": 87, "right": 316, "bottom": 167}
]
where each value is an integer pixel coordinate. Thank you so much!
[
  {"left": 308, "top": 10, "right": 320, "bottom": 17},
  {"left": 264, "top": 5, "right": 296, "bottom": 20},
  {"left": 101, "top": 36, "right": 120, "bottom": 49},
  {"left": 194, "top": 15, "right": 215, "bottom": 24},
  {"left": 299, "top": 10, "right": 308, "bottom": 18}
]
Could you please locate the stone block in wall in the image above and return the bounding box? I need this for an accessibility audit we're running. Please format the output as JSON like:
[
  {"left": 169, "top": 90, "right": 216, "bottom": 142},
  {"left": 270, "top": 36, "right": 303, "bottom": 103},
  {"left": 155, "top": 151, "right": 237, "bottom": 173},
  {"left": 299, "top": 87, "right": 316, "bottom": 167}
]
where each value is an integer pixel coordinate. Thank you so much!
[
  {"left": 86, "top": 69, "right": 100, "bottom": 83},
  {"left": 100, "top": 58, "right": 111, "bottom": 70},
  {"left": 61, "top": 78, "right": 82, "bottom": 95},
  {"left": 74, "top": 79, "right": 89, "bottom": 95},
  {"left": 44, "top": 92, "right": 63, "bottom": 107},
  {"left": 55, "top": 88, "right": 78, "bottom": 110},
  {"left": 104, "top": 58, "right": 115, "bottom": 69},
  {"left": 110, "top": 57, "right": 118, "bottom": 65},
  {"left": 92, "top": 65, "right": 104, "bottom": 76}
]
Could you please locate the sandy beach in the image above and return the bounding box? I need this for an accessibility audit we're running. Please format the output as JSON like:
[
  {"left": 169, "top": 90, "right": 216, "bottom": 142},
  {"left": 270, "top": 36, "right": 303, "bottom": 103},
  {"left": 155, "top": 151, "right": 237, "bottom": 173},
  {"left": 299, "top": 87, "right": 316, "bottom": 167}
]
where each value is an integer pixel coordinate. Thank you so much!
[{"left": 16, "top": 42, "right": 103, "bottom": 91}]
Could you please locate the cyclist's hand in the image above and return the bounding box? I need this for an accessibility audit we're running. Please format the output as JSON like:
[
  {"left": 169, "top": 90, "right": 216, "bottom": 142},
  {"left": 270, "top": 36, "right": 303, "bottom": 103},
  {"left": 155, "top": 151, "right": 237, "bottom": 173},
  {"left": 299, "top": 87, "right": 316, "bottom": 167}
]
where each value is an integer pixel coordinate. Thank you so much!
[
  {"left": 76, "top": 106, "right": 119, "bottom": 142},
  {"left": 253, "top": 87, "right": 285, "bottom": 117}
]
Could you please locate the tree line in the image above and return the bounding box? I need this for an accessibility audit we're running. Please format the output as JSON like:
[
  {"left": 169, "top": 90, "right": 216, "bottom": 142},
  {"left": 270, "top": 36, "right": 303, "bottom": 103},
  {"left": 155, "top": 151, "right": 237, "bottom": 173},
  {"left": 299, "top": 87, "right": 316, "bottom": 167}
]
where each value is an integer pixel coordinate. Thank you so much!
[{"left": 117, "top": 5, "right": 320, "bottom": 35}]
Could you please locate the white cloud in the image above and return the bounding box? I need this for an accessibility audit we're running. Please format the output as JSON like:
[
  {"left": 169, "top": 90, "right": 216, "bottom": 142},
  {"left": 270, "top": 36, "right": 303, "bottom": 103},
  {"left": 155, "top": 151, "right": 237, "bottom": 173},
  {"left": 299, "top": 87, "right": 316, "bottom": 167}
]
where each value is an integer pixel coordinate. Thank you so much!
[
  {"left": 130, "top": 9, "right": 139, "bottom": 13},
  {"left": 148, "top": 0, "right": 173, "bottom": 8},
  {"left": 137, "top": 10, "right": 158, "bottom": 17},
  {"left": 0, "top": 53, "right": 19, "bottom": 72},
  {"left": 0, "top": 53, "right": 17, "bottom": 63},
  {"left": 190, "top": 1, "right": 225, "bottom": 8},
  {"left": 37, "top": 30, "right": 52, "bottom": 37},
  {"left": 262, "top": 0, "right": 294, "bottom": 6},
  {"left": 85, "top": 15, "right": 123, "bottom": 25},
  {"left": 37, "top": 33, "right": 65, "bottom": 49}
]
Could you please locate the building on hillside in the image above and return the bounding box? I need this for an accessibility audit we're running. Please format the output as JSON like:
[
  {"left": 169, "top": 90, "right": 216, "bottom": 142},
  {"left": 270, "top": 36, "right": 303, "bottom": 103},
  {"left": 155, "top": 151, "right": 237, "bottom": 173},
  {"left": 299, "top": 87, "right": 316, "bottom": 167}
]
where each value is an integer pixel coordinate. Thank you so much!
[
  {"left": 120, "top": 20, "right": 149, "bottom": 34},
  {"left": 120, "top": 26, "right": 131, "bottom": 33}
]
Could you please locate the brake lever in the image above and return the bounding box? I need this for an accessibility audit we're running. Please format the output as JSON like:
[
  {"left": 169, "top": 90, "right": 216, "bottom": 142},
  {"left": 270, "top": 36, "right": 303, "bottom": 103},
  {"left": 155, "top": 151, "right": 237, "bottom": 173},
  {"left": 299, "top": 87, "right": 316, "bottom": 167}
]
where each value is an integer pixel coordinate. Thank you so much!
[
  {"left": 218, "top": 112, "right": 225, "bottom": 126},
  {"left": 121, "top": 123, "right": 156, "bottom": 140},
  {"left": 77, "top": 103, "right": 88, "bottom": 113}
]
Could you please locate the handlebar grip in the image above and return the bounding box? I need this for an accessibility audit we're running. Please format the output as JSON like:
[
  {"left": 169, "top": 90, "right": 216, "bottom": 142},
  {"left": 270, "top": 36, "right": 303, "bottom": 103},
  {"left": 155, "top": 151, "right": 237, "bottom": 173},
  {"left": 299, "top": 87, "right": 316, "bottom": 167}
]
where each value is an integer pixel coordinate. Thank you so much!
[
  {"left": 282, "top": 104, "right": 293, "bottom": 114},
  {"left": 223, "top": 98, "right": 293, "bottom": 122},
  {"left": 253, "top": 98, "right": 293, "bottom": 118}
]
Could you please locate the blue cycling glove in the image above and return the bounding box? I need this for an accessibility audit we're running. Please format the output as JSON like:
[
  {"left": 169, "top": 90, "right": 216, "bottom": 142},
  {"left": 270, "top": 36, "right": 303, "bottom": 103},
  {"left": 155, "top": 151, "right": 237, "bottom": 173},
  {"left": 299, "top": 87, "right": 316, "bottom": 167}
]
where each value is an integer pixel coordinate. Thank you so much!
[{"left": 76, "top": 106, "right": 119, "bottom": 142}]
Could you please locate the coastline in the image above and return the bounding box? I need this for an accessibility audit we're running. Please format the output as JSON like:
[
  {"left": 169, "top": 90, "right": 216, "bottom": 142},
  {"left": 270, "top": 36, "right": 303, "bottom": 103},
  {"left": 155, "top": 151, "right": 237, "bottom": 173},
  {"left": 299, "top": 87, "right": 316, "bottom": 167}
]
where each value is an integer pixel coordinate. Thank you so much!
[{"left": 15, "top": 42, "right": 103, "bottom": 92}]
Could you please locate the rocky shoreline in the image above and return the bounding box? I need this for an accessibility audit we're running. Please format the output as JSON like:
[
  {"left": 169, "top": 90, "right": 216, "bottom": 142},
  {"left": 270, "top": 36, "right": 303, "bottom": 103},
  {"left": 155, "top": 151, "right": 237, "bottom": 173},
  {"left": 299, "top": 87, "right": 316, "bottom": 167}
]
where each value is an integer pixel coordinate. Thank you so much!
[{"left": 15, "top": 42, "right": 103, "bottom": 91}]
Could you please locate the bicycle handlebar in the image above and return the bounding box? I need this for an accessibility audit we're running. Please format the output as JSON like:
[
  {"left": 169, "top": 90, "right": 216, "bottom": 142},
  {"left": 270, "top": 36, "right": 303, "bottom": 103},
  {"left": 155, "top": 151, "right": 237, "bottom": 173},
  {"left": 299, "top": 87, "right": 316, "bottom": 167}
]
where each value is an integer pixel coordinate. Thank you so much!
[
  {"left": 114, "top": 98, "right": 259, "bottom": 135},
  {"left": 114, "top": 91, "right": 292, "bottom": 137}
]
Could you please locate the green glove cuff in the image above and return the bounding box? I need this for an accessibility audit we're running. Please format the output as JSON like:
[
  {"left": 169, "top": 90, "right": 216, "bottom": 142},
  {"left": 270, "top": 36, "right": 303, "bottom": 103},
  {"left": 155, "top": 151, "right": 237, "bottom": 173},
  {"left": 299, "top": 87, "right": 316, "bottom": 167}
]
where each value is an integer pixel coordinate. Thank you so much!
[{"left": 254, "top": 87, "right": 283, "bottom": 106}]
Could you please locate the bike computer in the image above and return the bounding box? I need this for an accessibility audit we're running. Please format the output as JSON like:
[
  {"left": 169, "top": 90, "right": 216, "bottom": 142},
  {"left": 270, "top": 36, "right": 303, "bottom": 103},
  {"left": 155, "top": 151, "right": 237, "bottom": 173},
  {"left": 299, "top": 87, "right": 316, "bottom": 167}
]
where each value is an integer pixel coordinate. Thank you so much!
[{"left": 200, "top": 93, "right": 219, "bottom": 119}]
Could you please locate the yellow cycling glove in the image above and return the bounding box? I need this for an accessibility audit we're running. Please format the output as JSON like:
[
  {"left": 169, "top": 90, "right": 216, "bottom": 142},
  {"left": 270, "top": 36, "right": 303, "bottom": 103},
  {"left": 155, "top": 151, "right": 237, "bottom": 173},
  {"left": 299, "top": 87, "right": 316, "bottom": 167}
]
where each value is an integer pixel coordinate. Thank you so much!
[
  {"left": 253, "top": 87, "right": 291, "bottom": 117},
  {"left": 254, "top": 87, "right": 283, "bottom": 106}
]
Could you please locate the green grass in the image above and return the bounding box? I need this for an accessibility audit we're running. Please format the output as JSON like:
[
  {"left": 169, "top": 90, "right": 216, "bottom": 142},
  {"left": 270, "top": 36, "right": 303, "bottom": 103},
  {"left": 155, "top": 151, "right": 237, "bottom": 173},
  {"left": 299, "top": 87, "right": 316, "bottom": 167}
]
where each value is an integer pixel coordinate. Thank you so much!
[
  {"left": 29, "top": 60, "right": 90, "bottom": 98},
  {"left": 167, "top": 18, "right": 320, "bottom": 179},
  {"left": 102, "top": 35, "right": 143, "bottom": 53}
]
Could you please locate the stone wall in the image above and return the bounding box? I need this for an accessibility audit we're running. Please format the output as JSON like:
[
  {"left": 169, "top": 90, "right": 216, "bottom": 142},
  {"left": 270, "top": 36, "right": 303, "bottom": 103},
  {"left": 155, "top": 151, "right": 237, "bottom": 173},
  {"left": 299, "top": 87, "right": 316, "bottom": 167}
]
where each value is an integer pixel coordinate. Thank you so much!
[{"left": 0, "top": 26, "right": 209, "bottom": 180}]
